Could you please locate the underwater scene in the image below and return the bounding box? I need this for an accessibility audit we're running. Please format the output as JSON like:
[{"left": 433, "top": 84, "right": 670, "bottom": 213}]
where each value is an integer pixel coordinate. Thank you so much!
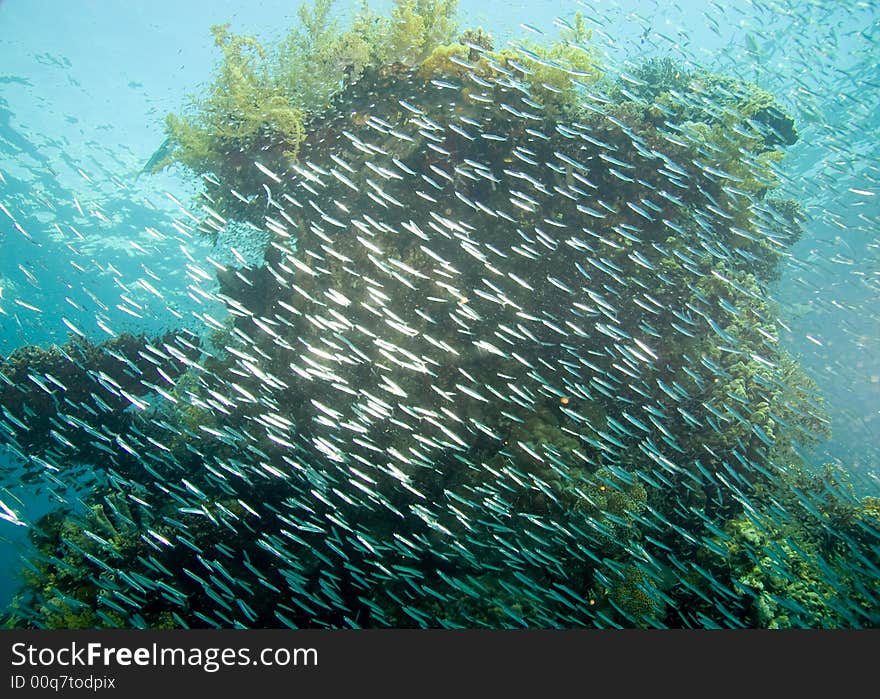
[{"left": 0, "top": 0, "right": 877, "bottom": 629}]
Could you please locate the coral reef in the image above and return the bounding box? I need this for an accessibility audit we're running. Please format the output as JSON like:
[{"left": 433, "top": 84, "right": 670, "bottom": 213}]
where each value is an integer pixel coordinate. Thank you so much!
[
  {"left": 699, "top": 465, "right": 880, "bottom": 628},
  {"left": 0, "top": 331, "right": 201, "bottom": 475},
  {"left": 2, "top": 1, "right": 877, "bottom": 630}
]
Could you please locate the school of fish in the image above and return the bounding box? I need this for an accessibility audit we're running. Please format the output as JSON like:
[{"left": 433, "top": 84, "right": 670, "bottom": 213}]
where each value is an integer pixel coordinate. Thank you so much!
[{"left": 0, "top": 1, "right": 878, "bottom": 629}]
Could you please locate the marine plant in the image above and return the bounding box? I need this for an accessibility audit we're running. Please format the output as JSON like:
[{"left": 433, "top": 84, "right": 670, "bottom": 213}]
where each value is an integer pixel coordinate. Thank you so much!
[{"left": 157, "top": 0, "right": 461, "bottom": 226}]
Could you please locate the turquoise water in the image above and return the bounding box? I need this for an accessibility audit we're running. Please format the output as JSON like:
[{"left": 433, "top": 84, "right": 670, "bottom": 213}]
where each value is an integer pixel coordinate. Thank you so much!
[{"left": 0, "top": 1, "right": 877, "bottom": 628}]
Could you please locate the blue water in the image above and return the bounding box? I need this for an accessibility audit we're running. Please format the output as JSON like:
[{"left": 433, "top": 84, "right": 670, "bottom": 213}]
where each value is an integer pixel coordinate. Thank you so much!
[{"left": 0, "top": 0, "right": 877, "bottom": 615}]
